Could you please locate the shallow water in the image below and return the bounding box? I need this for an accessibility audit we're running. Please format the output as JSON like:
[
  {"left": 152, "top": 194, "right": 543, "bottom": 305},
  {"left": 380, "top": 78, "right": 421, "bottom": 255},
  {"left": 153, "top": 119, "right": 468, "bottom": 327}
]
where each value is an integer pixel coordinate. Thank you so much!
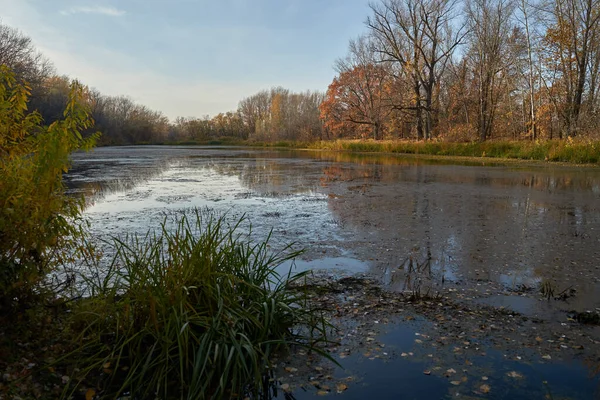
[
  {"left": 295, "top": 321, "right": 600, "bottom": 400},
  {"left": 66, "top": 146, "right": 600, "bottom": 398}
]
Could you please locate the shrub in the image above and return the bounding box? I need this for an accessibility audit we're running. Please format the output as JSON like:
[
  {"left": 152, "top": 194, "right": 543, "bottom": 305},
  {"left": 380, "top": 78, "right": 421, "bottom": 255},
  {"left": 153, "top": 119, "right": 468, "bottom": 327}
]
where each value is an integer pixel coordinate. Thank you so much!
[{"left": 0, "top": 66, "right": 98, "bottom": 311}]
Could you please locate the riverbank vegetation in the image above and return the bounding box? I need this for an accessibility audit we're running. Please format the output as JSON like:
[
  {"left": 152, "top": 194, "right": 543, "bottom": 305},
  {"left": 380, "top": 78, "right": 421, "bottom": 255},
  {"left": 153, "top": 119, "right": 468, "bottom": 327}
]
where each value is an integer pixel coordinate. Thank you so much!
[
  {"left": 0, "top": 67, "right": 329, "bottom": 399},
  {"left": 162, "top": 137, "right": 600, "bottom": 164}
]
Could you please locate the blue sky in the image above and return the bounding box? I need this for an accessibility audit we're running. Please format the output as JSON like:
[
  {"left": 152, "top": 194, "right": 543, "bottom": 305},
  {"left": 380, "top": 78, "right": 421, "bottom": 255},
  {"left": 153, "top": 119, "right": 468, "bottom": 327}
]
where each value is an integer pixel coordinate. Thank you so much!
[{"left": 0, "top": 0, "right": 371, "bottom": 119}]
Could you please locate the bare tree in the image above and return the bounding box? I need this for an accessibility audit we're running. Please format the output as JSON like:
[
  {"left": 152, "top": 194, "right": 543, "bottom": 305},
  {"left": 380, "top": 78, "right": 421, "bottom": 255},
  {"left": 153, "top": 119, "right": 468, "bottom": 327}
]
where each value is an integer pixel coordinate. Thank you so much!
[
  {"left": 545, "top": 0, "right": 600, "bottom": 136},
  {"left": 516, "top": 0, "right": 539, "bottom": 139},
  {"left": 367, "top": 0, "right": 465, "bottom": 140},
  {"left": 466, "top": 0, "right": 516, "bottom": 141},
  {"left": 0, "top": 22, "right": 53, "bottom": 88}
]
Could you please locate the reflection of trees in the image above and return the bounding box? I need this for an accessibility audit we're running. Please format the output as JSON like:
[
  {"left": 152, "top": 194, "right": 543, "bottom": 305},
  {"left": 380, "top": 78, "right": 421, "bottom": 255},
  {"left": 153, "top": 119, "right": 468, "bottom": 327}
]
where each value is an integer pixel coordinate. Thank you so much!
[
  {"left": 325, "top": 160, "right": 600, "bottom": 302},
  {"left": 66, "top": 154, "right": 174, "bottom": 205},
  {"left": 209, "top": 158, "right": 322, "bottom": 196}
]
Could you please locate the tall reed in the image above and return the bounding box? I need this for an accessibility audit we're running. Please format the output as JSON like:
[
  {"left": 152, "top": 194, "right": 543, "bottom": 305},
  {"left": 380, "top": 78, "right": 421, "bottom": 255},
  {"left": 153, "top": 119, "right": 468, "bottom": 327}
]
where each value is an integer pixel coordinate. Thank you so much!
[{"left": 67, "top": 211, "right": 329, "bottom": 399}]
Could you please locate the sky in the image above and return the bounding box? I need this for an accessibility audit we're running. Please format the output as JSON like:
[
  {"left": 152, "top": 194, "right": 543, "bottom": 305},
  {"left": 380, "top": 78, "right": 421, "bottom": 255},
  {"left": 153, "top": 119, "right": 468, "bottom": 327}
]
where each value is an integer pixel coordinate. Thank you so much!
[{"left": 0, "top": 0, "right": 372, "bottom": 120}]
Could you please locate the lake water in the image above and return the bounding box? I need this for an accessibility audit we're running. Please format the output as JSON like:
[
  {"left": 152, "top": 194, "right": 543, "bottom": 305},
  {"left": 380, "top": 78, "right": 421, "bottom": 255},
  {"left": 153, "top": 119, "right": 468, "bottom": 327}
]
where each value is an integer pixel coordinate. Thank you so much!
[
  {"left": 67, "top": 146, "right": 600, "bottom": 310},
  {"left": 66, "top": 146, "right": 600, "bottom": 398}
]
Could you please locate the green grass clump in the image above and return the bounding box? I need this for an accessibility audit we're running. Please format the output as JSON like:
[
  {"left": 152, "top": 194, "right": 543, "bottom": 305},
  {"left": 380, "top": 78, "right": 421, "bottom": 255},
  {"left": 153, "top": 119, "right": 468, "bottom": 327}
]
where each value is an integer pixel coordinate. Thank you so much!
[{"left": 67, "top": 212, "right": 328, "bottom": 399}]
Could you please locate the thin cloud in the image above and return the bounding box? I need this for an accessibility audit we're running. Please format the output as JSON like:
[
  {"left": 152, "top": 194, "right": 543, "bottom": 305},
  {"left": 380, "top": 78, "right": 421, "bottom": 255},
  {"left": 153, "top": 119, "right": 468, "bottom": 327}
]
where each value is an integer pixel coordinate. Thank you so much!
[{"left": 60, "top": 6, "right": 126, "bottom": 17}]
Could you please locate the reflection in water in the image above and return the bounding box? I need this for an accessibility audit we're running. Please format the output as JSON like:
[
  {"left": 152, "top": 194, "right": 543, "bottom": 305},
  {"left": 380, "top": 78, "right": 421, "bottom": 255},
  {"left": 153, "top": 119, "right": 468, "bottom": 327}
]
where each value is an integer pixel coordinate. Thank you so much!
[
  {"left": 66, "top": 146, "right": 600, "bottom": 313},
  {"left": 317, "top": 160, "right": 600, "bottom": 312}
]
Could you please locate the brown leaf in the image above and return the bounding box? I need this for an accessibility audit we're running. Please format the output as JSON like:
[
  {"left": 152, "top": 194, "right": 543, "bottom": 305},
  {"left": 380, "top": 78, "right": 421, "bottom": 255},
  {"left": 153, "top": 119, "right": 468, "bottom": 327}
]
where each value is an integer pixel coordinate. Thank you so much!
[{"left": 479, "top": 384, "right": 491, "bottom": 394}]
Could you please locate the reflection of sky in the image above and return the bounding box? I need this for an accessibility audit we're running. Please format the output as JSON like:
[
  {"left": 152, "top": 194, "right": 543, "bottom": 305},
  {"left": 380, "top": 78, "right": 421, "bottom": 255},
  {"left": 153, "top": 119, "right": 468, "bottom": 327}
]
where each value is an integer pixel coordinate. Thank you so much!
[
  {"left": 81, "top": 159, "right": 361, "bottom": 274},
  {"left": 86, "top": 166, "right": 246, "bottom": 214}
]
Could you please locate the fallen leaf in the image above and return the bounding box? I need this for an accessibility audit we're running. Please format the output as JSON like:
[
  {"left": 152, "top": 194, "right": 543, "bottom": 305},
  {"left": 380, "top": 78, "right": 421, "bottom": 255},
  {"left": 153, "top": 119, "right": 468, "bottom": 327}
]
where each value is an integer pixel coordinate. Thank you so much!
[
  {"left": 507, "top": 371, "right": 523, "bottom": 379},
  {"left": 423, "top": 370, "right": 431, "bottom": 375},
  {"left": 542, "top": 354, "right": 552, "bottom": 360},
  {"left": 285, "top": 367, "right": 298, "bottom": 373},
  {"left": 479, "top": 384, "right": 491, "bottom": 394},
  {"left": 317, "top": 390, "right": 329, "bottom": 396},
  {"left": 336, "top": 383, "right": 348, "bottom": 393},
  {"left": 281, "top": 383, "right": 290, "bottom": 392},
  {"left": 85, "top": 388, "right": 96, "bottom": 400},
  {"left": 450, "top": 381, "right": 461, "bottom": 386}
]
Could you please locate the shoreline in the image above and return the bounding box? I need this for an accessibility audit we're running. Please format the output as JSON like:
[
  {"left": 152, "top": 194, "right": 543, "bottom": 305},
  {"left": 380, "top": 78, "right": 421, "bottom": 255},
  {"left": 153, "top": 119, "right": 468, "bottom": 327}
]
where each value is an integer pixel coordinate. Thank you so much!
[{"left": 94, "top": 139, "right": 600, "bottom": 167}]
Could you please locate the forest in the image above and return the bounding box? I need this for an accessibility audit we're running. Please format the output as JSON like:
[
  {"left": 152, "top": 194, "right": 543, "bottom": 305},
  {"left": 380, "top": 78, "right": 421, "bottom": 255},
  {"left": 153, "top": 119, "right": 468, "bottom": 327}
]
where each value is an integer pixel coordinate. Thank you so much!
[{"left": 3, "top": 0, "right": 600, "bottom": 145}]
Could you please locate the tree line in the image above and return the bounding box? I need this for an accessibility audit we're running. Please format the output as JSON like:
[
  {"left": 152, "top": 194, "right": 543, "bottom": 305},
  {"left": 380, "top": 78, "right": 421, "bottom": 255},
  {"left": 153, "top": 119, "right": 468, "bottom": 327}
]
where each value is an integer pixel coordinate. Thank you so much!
[
  {"left": 0, "top": 22, "right": 326, "bottom": 144},
  {"left": 322, "top": 0, "right": 600, "bottom": 141},
  {"left": 3, "top": 0, "right": 600, "bottom": 144}
]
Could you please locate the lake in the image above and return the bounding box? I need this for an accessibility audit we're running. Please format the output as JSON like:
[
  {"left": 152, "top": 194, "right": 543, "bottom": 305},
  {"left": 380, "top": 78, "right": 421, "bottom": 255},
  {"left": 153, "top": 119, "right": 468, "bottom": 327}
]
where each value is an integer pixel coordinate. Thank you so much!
[{"left": 66, "top": 146, "right": 600, "bottom": 399}]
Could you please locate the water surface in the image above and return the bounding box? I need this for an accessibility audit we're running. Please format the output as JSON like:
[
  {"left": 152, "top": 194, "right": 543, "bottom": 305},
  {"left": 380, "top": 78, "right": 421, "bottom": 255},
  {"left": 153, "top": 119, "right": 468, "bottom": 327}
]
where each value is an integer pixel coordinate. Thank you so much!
[
  {"left": 68, "top": 146, "right": 600, "bottom": 312},
  {"left": 66, "top": 146, "right": 600, "bottom": 399}
]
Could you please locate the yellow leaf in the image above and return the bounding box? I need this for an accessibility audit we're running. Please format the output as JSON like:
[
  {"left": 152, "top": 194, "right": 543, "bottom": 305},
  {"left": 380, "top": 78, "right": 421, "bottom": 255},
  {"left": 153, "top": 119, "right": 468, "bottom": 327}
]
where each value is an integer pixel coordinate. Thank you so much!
[
  {"left": 85, "top": 388, "right": 96, "bottom": 400},
  {"left": 336, "top": 383, "right": 348, "bottom": 393}
]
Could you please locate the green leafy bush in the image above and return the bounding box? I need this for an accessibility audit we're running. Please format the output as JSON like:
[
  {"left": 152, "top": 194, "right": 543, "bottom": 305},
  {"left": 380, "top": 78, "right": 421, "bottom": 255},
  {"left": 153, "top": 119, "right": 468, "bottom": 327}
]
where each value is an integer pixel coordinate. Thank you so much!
[{"left": 0, "top": 66, "right": 98, "bottom": 311}]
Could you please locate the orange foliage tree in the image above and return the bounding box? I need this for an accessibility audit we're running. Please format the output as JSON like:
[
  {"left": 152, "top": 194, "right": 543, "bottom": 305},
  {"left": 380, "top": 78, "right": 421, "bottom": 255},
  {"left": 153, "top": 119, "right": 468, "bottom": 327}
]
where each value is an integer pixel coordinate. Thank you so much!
[{"left": 320, "top": 64, "right": 394, "bottom": 139}]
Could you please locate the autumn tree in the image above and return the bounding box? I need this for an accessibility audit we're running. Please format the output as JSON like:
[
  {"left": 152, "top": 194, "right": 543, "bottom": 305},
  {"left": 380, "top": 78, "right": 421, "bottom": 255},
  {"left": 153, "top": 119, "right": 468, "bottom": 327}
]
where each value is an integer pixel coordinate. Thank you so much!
[
  {"left": 321, "top": 36, "right": 397, "bottom": 139},
  {"left": 367, "top": 0, "right": 464, "bottom": 140},
  {"left": 237, "top": 87, "right": 324, "bottom": 141},
  {"left": 542, "top": 0, "right": 600, "bottom": 136},
  {"left": 0, "top": 66, "right": 98, "bottom": 310},
  {"left": 516, "top": 0, "right": 540, "bottom": 139},
  {"left": 238, "top": 90, "right": 271, "bottom": 137}
]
